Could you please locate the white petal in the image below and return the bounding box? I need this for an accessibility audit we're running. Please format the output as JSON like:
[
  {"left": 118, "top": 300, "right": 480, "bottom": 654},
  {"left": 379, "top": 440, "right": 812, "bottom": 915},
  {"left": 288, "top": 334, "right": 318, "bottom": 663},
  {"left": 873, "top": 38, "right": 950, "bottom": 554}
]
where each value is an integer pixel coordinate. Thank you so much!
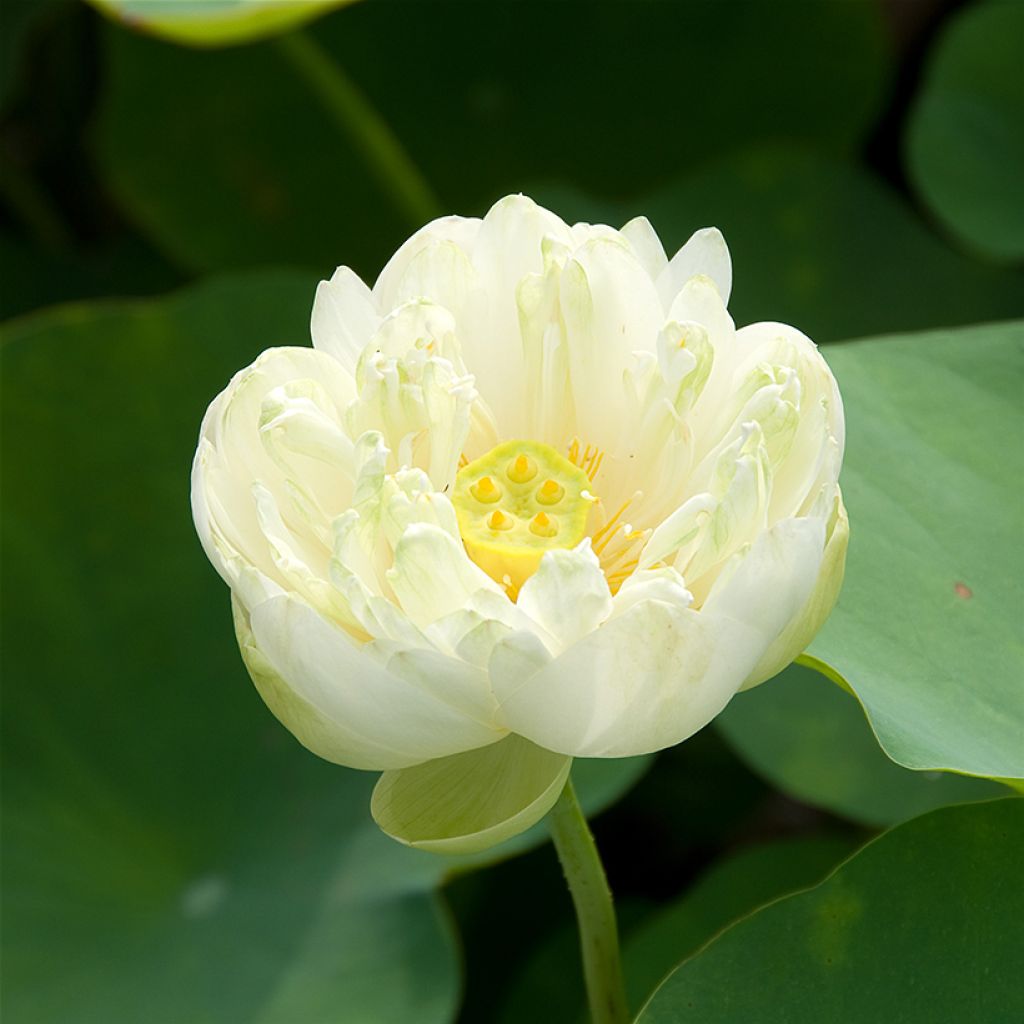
[
  {"left": 245, "top": 593, "right": 503, "bottom": 770},
  {"left": 561, "top": 237, "right": 663, "bottom": 452},
  {"left": 702, "top": 514, "right": 827, "bottom": 650},
  {"left": 387, "top": 523, "right": 504, "bottom": 629},
  {"left": 191, "top": 346, "right": 356, "bottom": 594},
  {"left": 657, "top": 226, "right": 732, "bottom": 309},
  {"left": 311, "top": 266, "right": 381, "bottom": 374},
  {"left": 740, "top": 493, "right": 849, "bottom": 689},
  {"left": 515, "top": 542, "right": 613, "bottom": 652},
  {"left": 620, "top": 215, "right": 669, "bottom": 281},
  {"left": 491, "top": 599, "right": 763, "bottom": 758},
  {"left": 373, "top": 214, "right": 482, "bottom": 310}
]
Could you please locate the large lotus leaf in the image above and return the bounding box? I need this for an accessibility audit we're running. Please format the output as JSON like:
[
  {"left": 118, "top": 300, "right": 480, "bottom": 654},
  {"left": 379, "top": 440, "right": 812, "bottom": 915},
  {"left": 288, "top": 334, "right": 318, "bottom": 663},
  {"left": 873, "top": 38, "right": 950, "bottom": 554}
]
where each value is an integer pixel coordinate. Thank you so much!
[
  {"left": 906, "top": 0, "right": 1024, "bottom": 262},
  {"left": 805, "top": 320, "right": 1024, "bottom": 781},
  {"left": 638, "top": 799, "right": 1024, "bottom": 1022},
  {"left": 88, "top": 0, "right": 354, "bottom": 48},
  {"left": 716, "top": 663, "right": 1005, "bottom": 826},
  {"left": 93, "top": 1, "right": 889, "bottom": 273},
  {"left": 498, "top": 835, "right": 857, "bottom": 1023},
  {"left": 0, "top": 272, "right": 648, "bottom": 1022}
]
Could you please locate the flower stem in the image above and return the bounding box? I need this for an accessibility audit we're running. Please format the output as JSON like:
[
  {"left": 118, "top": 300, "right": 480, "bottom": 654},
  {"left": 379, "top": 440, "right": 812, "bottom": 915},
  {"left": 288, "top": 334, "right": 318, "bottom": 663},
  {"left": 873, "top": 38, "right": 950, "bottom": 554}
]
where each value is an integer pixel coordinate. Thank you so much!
[
  {"left": 549, "top": 777, "right": 629, "bottom": 1024},
  {"left": 275, "top": 29, "right": 442, "bottom": 227}
]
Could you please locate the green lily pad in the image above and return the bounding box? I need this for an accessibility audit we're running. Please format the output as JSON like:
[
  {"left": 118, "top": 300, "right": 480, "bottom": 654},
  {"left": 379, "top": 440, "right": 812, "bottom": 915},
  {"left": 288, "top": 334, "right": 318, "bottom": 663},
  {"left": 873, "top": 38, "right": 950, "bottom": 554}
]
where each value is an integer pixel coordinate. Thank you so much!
[
  {"left": 88, "top": 0, "right": 354, "bottom": 48},
  {"left": 906, "top": 0, "right": 1024, "bottom": 262},
  {"left": 0, "top": 272, "right": 648, "bottom": 1022},
  {"left": 808, "top": 320, "right": 1024, "bottom": 781},
  {"left": 93, "top": 1, "right": 889, "bottom": 273},
  {"left": 638, "top": 799, "right": 1024, "bottom": 1022},
  {"left": 716, "top": 663, "right": 1006, "bottom": 826},
  {"left": 498, "top": 835, "right": 857, "bottom": 1023}
]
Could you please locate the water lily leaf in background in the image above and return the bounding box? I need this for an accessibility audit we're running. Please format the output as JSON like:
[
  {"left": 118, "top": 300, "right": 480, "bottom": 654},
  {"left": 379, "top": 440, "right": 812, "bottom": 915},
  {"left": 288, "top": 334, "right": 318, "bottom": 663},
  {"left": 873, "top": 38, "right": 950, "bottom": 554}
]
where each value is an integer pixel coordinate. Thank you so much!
[
  {"left": 94, "top": 1, "right": 889, "bottom": 274},
  {"left": 638, "top": 799, "right": 1024, "bottom": 1023},
  {"left": 808, "top": 321, "right": 1024, "bottom": 781},
  {"left": 499, "top": 835, "right": 857, "bottom": 1024},
  {"left": 0, "top": 273, "right": 647, "bottom": 1023},
  {"left": 906, "top": 0, "right": 1024, "bottom": 262},
  {"left": 88, "top": 0, "right": 354, "bottom": 48},
  {"left": 716, "top": 663, "right": 1005, "bottom": 827}
]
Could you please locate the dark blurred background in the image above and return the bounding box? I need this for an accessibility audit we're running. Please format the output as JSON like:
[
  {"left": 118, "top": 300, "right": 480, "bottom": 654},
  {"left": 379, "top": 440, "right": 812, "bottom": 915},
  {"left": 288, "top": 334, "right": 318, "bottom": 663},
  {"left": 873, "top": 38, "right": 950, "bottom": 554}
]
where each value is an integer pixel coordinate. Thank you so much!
[{"left": 2, "top": 2, "right": 1021, "bottom": 1022}]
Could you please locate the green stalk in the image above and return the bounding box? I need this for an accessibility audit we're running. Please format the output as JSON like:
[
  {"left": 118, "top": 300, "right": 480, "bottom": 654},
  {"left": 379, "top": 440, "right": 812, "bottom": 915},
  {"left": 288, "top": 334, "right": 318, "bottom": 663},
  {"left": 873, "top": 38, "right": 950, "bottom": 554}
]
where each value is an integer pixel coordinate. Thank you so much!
[
  {"left": 276, "top": 29, "right": 442, "bottom": 227},
  {"left": 549, "top": 777, "right": 630, "bottom": 1024}
]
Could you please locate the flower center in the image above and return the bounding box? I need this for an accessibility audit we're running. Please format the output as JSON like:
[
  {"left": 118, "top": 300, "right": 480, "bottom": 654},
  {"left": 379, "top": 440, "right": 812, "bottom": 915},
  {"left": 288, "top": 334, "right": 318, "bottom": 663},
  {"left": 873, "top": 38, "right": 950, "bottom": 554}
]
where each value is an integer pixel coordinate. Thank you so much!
[{"left": 453, "top": 440, "right": 594, "bottom": 595}]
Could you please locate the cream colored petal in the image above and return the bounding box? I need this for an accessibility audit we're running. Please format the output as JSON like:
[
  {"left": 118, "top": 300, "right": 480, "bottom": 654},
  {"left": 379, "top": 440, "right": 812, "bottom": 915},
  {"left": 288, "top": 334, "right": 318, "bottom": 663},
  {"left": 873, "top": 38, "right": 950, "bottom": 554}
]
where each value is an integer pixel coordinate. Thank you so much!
[
  {"left": 373, "top": 214, "right": 482, "bottom": 310},
  {"left": 515, "top": 542, "right": 613, "bottom": 652},
  {"left": 191, "top": 346, "right": 356, "bottom": 593},
  {"left": 561, "top": 237, "right": 664, "bottom": 452},
  {"left": 702, "top": 514, "right": 827, "bottom": 650},
  {"left": 740, "top": 493, "right": 849, "bottom": 689},
  {"left": 491, "top": 598, "right": 763, "bottom": 758},
  {"left": 387, "top": 523, "right": 504, "bottom": 629},
  {"left": 657, "top": 226, "right": 732, "bottom": 309},
  {"left": 371, "top": 734, "right": 570, "bottom": 853},
  {"left": 246, "top": 593, "right": 503, "bottom": 770},
  {"left": 311, "top": 266, "right": 381, "bottom": 374},
  {"left": 620, "top": 215, "right": 669, "bottom": 280}
]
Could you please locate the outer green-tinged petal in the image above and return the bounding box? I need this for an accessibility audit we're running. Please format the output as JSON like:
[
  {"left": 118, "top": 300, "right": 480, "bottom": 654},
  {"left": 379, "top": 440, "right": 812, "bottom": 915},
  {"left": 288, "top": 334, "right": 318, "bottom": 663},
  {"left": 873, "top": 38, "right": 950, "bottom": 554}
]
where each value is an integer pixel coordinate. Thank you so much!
[
  {"left": 245, "top": 592, "right": 503, "bottom": 770},
  {"left": 491, "top": 600, "right": 763, "bottom": 758},
  {"left": 741, "top": 493, "right": 849, "bottom": 689},
  {"left": 371, "top": 734, "right": 571, "bottom": 853},
  {"left": 88, "top": 0, "right": 354, "bottom": 48}
]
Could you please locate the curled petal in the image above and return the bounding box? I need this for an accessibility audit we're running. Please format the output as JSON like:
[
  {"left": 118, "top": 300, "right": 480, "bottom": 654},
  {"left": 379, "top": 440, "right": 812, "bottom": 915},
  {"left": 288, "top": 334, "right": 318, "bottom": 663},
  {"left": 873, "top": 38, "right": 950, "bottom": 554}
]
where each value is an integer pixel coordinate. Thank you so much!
[{"left": 371, "top": 734, "right": 570, "bottom": 853}]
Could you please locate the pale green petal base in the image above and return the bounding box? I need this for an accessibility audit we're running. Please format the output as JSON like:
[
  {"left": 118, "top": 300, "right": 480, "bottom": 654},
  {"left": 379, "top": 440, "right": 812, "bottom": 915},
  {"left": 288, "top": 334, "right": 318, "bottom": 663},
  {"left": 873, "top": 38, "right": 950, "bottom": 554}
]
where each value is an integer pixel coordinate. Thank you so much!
[{"left": 371, "top": 735, "right": 572, "bottom": 854}]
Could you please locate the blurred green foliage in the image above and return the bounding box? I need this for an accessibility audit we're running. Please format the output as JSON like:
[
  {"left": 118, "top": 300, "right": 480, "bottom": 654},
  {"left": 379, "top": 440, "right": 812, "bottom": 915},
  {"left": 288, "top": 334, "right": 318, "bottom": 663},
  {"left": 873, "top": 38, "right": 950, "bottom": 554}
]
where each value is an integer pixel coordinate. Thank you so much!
[{"left": 2, "top": 1, "right": 1022, "bottom": 1022}]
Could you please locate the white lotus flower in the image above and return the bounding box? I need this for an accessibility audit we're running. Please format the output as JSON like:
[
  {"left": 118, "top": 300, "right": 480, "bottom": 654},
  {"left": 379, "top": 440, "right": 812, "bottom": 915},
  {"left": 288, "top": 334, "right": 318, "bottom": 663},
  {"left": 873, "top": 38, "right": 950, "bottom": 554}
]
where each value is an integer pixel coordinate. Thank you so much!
[{"left": 192, "top": 195, "right": 847, "bottom": 853}]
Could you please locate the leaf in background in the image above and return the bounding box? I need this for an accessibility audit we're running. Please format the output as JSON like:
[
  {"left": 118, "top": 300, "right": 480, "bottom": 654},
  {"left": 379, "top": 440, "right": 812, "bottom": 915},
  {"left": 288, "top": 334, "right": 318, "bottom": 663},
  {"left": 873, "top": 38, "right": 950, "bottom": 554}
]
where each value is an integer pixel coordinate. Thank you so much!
[
  {"left": 716, "top": 663, "right": 1005, "bottom": 827},
  {"left": 638, "top": 800, "right": 1024, "bottom": 1023},
  {"left": 807, "top": 320, "right": 1024, "bottom": 781},
  {"left": 87, "top": 0, "right": 355, "bottom": 48},
  {"left": 0, "top": 273, "right": 648, "bottom": 1022},
  {"left": 93, "top": 1, "right": 890, "bottom": 274},
  {"left": 906, "top": 0, "right": 1024, "bottom": 262},
  {"left": 637, "top": 147, "right": 1024, "bottom": 340},
  {"left": 0, "top": 0, "right": 67, "bottom": 105},
  {"left": 622, "top": 836, "right": 858, "bottom": 1013}
]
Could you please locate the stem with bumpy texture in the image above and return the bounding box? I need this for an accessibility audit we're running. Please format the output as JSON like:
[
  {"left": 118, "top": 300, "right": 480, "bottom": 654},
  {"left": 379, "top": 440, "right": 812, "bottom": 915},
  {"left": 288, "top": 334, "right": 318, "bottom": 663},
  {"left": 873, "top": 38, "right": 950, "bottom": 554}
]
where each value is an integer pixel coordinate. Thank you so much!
[
  {"left": 549, "top": 777, "right": 629, "bottom": 1024},
  {"left": 276, "top": 29, "right": 442, "bottom": 228}
]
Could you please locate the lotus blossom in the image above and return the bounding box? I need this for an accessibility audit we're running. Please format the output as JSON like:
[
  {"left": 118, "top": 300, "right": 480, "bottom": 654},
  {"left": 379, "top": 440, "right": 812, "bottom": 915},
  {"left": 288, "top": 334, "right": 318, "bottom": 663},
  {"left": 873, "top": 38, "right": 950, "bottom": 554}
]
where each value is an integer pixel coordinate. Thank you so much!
[{"left": 191, "top": 195, "right": 847, "bottom": 852}]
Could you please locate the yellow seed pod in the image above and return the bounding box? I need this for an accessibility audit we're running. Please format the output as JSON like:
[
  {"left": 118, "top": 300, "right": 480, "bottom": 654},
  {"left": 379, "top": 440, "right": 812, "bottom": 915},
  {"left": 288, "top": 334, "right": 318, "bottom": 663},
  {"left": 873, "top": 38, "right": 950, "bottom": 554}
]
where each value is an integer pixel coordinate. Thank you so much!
[{"left": 452, "top": 439, "right": 594, "bottom": 594}]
